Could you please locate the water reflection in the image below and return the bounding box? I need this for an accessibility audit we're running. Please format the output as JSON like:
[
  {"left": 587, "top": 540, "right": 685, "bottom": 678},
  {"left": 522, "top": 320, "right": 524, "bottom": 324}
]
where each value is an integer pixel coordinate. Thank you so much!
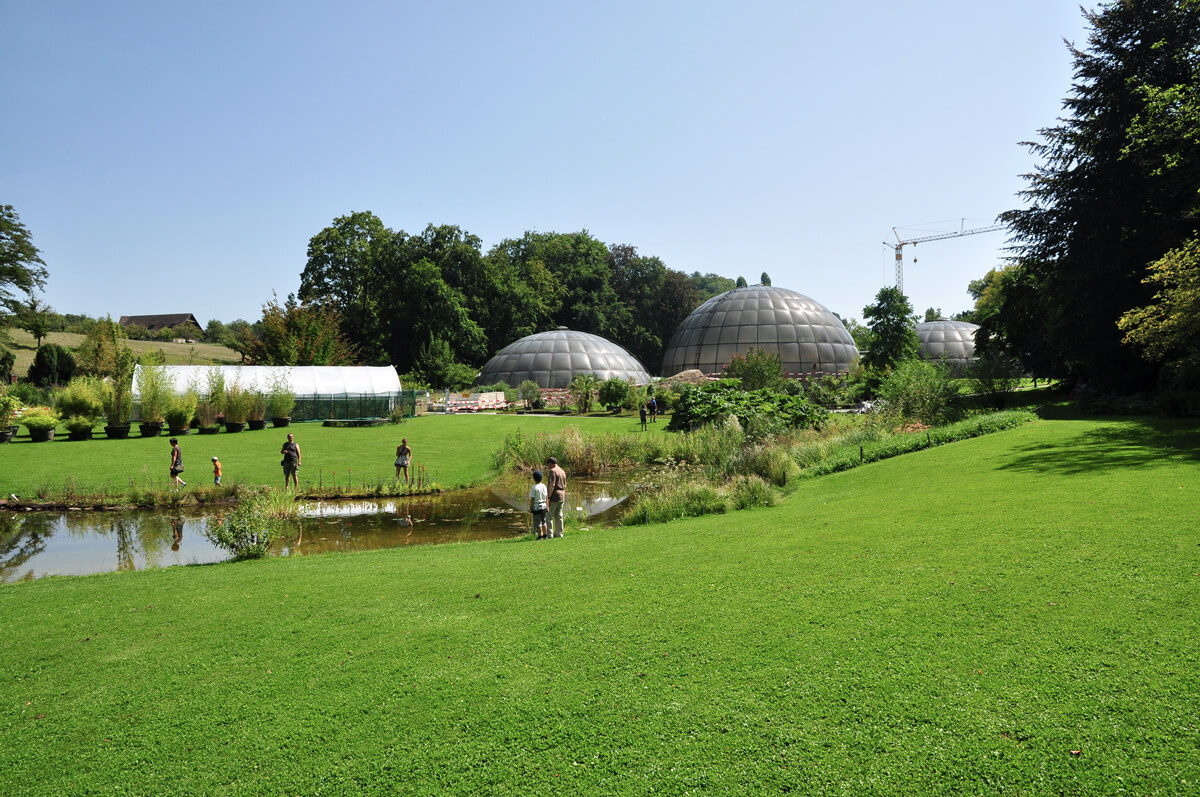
[{"left": 0, "top": 474, "right": 633, "bottom": 582}]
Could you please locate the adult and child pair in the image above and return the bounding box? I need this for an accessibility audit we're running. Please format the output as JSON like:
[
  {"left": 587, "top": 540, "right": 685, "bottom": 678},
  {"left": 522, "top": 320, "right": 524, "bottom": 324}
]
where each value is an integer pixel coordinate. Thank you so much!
[{"left": 528, "top": 456, "right": 567, "bottom": 540}]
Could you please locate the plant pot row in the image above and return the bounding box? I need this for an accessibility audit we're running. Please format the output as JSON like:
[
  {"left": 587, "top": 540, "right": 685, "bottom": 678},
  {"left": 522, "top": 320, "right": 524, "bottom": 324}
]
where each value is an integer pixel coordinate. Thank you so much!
[{"left": 7, "top": 417, "right": 294, "bottom": 443}]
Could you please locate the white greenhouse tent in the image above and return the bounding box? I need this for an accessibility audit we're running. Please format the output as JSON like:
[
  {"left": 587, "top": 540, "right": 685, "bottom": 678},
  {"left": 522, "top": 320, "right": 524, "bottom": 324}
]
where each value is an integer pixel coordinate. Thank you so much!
[{"left": 132, "top": 365, "right": 404, "bottom": 422}]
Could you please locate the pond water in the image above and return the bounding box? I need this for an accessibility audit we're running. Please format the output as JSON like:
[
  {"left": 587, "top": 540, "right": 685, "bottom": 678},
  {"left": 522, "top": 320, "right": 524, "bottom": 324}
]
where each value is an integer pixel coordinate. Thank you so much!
[{"left": 0, "top": 477, "right": 635, "bottom": 583}]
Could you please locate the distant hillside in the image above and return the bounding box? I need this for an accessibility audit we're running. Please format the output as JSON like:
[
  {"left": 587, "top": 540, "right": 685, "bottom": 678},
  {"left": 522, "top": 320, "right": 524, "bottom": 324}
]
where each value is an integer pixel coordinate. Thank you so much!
[{"left": 4, "top": 328, "right": 242, "bottom": 377}]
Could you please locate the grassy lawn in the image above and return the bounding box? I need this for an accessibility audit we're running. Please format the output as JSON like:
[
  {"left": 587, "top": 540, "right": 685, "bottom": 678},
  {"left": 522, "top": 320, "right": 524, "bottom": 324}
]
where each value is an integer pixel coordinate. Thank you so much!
[
  {"left": 5, "top": 328, "right": 240, "bottom": 376},
  {"left": 0, "top": 413, "right": 666, "bottom": 498},
  {"left": 1, "top": 415, "right": 1197, "bottom": 794}
]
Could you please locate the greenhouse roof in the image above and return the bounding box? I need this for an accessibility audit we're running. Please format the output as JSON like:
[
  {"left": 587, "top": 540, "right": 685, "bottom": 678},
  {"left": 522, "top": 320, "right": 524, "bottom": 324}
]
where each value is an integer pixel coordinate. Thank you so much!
[{"left": 132, "top": 365, "right": 401, "bottom": 398}]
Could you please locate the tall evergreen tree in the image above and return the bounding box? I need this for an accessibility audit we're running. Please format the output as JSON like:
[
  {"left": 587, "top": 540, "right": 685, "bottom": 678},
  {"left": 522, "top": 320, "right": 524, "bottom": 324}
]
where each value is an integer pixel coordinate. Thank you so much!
[{"left": 995, "top": 0, "right": 1200, "bottom": 389}]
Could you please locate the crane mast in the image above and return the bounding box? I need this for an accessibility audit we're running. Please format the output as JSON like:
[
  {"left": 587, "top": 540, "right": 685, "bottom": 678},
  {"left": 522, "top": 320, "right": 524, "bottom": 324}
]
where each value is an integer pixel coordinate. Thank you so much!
[{"left": 883, "top": 221, "right": 1005, "bottom": 294}]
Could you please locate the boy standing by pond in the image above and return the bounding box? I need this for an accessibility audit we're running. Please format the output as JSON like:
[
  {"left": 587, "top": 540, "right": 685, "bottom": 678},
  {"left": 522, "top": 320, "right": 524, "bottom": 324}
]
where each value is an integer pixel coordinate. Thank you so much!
[
  {"left": 212, "top": 456, "right": 222, "bottom": 486},
  {"left": 529, "top": 470, "right": 548, "bottom": 540}
]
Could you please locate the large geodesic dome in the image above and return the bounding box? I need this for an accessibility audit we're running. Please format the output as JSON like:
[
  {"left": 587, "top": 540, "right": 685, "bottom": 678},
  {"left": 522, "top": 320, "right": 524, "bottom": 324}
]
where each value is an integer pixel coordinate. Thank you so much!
[
  {"left": 661, "top": 285, "right": 857, "bottom": 377},
  {"left": 476, "top": 328, "right": 651, "bottom": 389},
  {"left": 917, "top": 320, "right": 980, "bottom": 372}
]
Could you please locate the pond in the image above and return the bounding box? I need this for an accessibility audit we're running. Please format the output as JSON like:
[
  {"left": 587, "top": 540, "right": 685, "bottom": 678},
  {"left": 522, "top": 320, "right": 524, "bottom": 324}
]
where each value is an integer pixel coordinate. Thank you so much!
[{"left": 0, "top": 476, "right": 636, "bottom": 583}]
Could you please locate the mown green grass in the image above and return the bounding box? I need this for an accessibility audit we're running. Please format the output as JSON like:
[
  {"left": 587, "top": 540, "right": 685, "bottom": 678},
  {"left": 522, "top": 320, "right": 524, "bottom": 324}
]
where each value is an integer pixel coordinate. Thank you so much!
[
  {"left": 2, "top": 416, "right": 1197, "bottom": 794},
  {"left": 0, "top": 414, "right": 665, "bottom": 499}
]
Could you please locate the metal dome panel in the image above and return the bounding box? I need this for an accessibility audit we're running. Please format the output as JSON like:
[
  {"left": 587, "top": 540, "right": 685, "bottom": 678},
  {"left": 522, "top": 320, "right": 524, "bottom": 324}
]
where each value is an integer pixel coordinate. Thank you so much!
[
  {"left": 477, "top": 329, "right": 651, "bottom": 389},
  {"left": 916, "top": 320, "right": 979, "bottom": 372},
  {"left": 661, "top": 285, "right": 857, "bottom": 377}
]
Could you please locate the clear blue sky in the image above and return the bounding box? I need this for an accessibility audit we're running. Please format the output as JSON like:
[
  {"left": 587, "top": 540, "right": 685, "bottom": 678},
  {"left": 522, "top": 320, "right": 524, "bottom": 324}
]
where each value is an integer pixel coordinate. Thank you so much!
[{"left": 2, "top": 1, "right": 1094, "bottom": 330}]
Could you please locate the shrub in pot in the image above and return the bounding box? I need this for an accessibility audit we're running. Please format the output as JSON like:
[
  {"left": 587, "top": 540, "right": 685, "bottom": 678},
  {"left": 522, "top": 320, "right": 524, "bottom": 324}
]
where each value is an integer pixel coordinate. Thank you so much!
[
  {"left": 195, "top": 400, "right": 221, "bottom": 433},
  {"left": 247, "top": 391, "right": 268, "bottom": 430},
  {"left": 165, "top": 388, "right": 199, "bottom": 434},
  {"left": 135, "top": 354, "right": 171, "bottom": 428},
  {"left": 56, "top": 377, "right": 104, "bottom": 440},
  {"left": 267, "top": 371, "right": 295, "bottom": 424},
  {"left": 64, "top": 414, "right": 96, "bottom": 440},
  {"left": 0, "top": 389, "right": 22, "bottom": 443},
  {"left": 223, "top": 380, "right": 253, "bottom": 432},
  {"left": 21, "top": 407, "right": 60, "bottom": 442}
]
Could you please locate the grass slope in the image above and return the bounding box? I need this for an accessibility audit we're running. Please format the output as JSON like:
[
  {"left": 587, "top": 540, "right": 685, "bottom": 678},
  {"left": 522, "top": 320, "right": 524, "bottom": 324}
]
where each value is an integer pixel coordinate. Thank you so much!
[
  {"left": 0, "top": 414, "right": 654, "bottom": 498},
  {"left": 1, "top": 417, "right": 1198, "bottom": 794},
  {"left": 5, "top": 328, "right": 240, "bottom": 376}
]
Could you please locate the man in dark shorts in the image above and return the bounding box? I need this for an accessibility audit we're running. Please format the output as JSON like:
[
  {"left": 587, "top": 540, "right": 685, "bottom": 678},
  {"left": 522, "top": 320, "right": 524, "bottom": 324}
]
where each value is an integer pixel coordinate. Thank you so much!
[{"left": 281, "top": 432, "right": 301, "bottom": 489}]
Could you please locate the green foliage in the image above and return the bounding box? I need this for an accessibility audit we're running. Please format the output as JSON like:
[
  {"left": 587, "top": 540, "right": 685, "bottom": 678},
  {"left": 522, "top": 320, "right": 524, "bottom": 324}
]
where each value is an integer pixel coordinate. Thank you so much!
[
  {"left": 55, "top": 376, "right": 105, "bottom": 422},
  {"left": 0, "top": 384, "right": 22, "bottom": 429},
  {"left": 996, "top": 0, "right": 1200, "bottom": 389},
  {"left": 862, "top": 286, "right": 919, "bottom": 373},
  {"left": 266, "top": 370, "right": 294, "bottom": 418},
  {"left": 569, "top": 373, "right": 600, "bottom": 414},
  {"left": 877, "top": 358, "right": 960, "bottom": 425},
  {"left": 134, "top": 352, "right": 170, "bottom": 422},
  {"left": 968, "top": 349, "right": 1024, "bottom": 410},
  {"left": 203, "top": 492, "right": 280, "bottom": 559},
  {"left": 596, "top": 378, "right": 630, "bottom": 410},
  {"left": 722, "top": 347, "right": 784, "bottom": 390},
  {"left": 411, "top": 336, "right": 476, "bottom": 390},
  {"left": 0, "top": 348, "right": 14, "bottom": 383},
  {"left": 222, "top": 379, "right": 254, "bottom": 424},
  {"left": 247, "top": 293, "right": 358, "bottom": 366},
  {"left": 517, "top": 379, "right": 541, "bottom": 410},
  {"left": 19, "top": 406, "right": 59, "bottom": 433},
  {"left": 0, "top": 205, "right": 49, "bottom": 314},
  {"left": 668, "top": 380, "right": 828, "bottom": 432},
  {"left": 1118, "top": 236, "right": 1200, "bottom": 375},
  {"left": 165, "top": 386, "right": 199, "bottom": 430},
  {"left": 26, "top": 342, "right": 76, "bottom": 387}
]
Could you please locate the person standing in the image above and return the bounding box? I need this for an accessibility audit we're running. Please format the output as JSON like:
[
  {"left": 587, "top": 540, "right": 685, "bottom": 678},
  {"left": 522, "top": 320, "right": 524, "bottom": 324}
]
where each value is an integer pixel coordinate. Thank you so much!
[
  {"left": 169, "top": 437, "right": 186, "bottom": 488},
  {"left": 528, "top": 470, "right": 549, "bottom": 540},
  {"left": 281, "top": 432, "right": 301, "bottom": 489},
  {"left": 395, "top": 438, "right": 413, "bottom": 483},
  {"left": 648, "top": 395, "right": 658, "bottom": 423},
  {"left": 639, "top": 404, "right": 647, "bottom": 431},
  {"left": 211, "top": 456, "right": 222, "bottom": 486},
  {"left": 545, "top": 456, "right": 567, "bottom": 538}
]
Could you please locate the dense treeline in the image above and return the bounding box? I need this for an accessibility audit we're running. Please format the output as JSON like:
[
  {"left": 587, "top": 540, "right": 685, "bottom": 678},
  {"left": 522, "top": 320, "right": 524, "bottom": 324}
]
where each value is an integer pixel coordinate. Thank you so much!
[
  {"left": 296, "top": 213, "right": 735, "bottom": 376},
  {"left": 984, "top": 0, "right": 1200, "bottom": 394}
]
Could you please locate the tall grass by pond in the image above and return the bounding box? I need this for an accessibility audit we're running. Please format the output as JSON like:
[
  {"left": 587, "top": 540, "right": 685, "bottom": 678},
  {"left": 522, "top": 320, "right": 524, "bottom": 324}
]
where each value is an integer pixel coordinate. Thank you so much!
[{"left": 496, "top": 410, "right": 1039, "bottom": 524}]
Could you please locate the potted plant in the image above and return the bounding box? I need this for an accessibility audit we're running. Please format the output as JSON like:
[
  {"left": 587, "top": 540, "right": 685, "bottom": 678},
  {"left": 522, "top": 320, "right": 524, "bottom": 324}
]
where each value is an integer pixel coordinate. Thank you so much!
[
  {"left": 165, "top": 386, "right": 198, "bottom": 436},
  {"left": 246, "top": 390, "right": 268, "bottom": 431},
  {"left": 56, "top": 376, "right": 105, "bottom": 441},
  {"left": 195, "top": 400, "right": 221, "bottom": 434},
  {"left": 267, "top": 371, "right": 295, "bottom": 426},
  {"left": 222, "top": 379, "right": 252, "bottom": 433},
  {"left": 0, "top": 388, "right": 22, "bottom": 443},
  {"left": 21, "top": 407, "right": 60, "bottom": 442},
  {"left": 135, "top": 355, "right": 171, "bottom": 437}
]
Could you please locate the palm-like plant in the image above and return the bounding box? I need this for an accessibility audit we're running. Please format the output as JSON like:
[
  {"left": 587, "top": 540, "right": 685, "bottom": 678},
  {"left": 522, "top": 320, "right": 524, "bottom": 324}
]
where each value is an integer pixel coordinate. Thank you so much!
[{"left": 569, "top": 373, "right": 600, "bottom": 415}]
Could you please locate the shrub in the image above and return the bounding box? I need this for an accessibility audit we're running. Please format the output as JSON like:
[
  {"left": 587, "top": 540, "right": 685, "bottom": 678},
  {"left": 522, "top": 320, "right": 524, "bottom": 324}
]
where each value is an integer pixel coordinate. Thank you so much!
[
  {"left": 20, "top": 407, "right": 60, "bottom": 433},
  {"left": 203, "top": 493, "right": 278, "bottom": 559},
  {"left": 135, "top": 353, "right": 170, "bottom": 422},
  {"left": 968, "top": 350, "right": 1024, "bottom": 410},
  {"left": 0, "top": 387, "right": 22, "bottom": 429},
  {"left": 597, "top": 378, "right": 631, "bottom": 410},
  {"left": 165, "top": 387, "right": 199, "bottom": 431},
  {"left": 723, "top": 347, "right": 784, "bottom": 390},
  {"left": 267, "top": 371, "right": 295, "bottom": 419},
  {"left": 55, "top": 376, "right": 104, "bottom": 422},
  {"left": 517, "top": 380, "right": 542, "bottom": 410},
  {"left": 223, "top": 380, "right": 254, "bottom": 423},
  {"left": 569, "top": 373, "right": 600, "bottom": 414},
  {"left": 27, "top": 343, "right": 76, "bottom": 387},
  {"left": 877, "top": 358, "right": 960, "bottom": 425}
]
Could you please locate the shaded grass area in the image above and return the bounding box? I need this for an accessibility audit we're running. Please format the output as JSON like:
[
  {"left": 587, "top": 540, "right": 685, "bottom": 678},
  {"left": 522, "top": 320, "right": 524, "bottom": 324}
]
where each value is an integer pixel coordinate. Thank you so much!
[
  {"left": 2, "top": 417, "right": 1198, "bottom": 794},
  {"left": 0, "top": 414, "right": 661, "bottom": 502}
]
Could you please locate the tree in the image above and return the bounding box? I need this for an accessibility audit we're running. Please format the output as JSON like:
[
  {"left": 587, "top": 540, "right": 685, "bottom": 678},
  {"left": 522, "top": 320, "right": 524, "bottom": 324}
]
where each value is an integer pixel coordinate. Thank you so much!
[
  {"left": 409, "top": 336, "right": 476, "bottom": 390},
  {"left": 995, "top": 0, "right": 1200, "bottom": 389},
  {"left": 0, "top": 205, "right": 49, "bottom": 315},
  {"left": 735, "top": 276, "right": 748, "bottom": 288},
  {"left": 1118, "top": 236, "right": 1200, "bottom": 376},
  {"left": 723, "top": 347, "right": 784, "bottom": 390},
  {"left": 923, "top": 307, "right": 942, "bottom": 322},
  {"left": 834, "top": 313, "right": 873, "bottom": 352},
  {"left": 862, "top": 287, "right": 919, "bottom": 372},
  {"left": 607, "top": 244, "right": 700, "bottom": 373},
  {"left": 204, "top": 319, "right": 227, "bottom": 343},
  {"left": 761, "top": 272, "right": 772, "bottom": 286},
  {"left": 247, "top": 294, "right": 358, "bottom": 366},
  {"left": 689, "top": 272, "right": 736, "bottom": 301},
  {"left": 569, "top": 373, "right": 600, "bottom": 414},
  {"left": 518, "top": 379, "right": 542, "bottom": 410},
  {"left": 15, "top": 294, "right": 54, "bottom": 348},
  {"left": 27, "top": 342, "right": 76, "bottom": 387},
  {"left": 298, "top": 211, "right": 392, "bottom": 363},
  {"left": 597, "top": 377, "right": 631, "bottom": 410}
]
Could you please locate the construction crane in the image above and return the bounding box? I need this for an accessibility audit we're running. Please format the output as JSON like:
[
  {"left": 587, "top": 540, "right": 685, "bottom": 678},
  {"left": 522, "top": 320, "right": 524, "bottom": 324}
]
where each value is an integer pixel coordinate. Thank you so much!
[{"left": 883, "top": 221, "right": 1005, "bottom": 294}]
